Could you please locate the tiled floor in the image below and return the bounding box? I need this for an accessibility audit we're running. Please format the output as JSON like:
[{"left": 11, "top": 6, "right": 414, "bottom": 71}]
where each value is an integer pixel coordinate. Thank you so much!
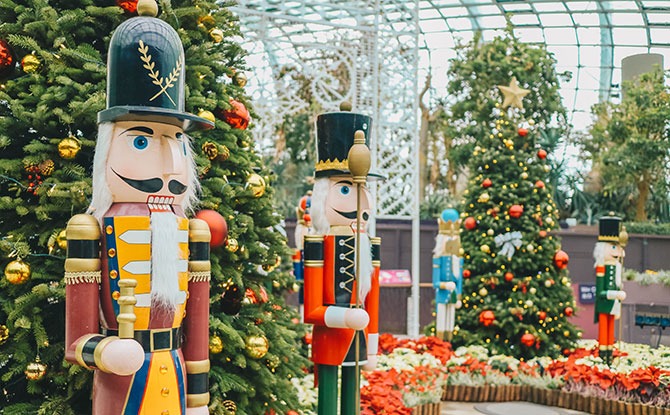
[{"left": 440, "top": 401, "right": 590, "bottom": 415}]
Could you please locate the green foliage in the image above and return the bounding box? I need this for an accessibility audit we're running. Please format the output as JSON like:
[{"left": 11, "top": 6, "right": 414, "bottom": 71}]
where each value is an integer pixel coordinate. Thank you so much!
[
  {"left": 581, "top": 67, "right": 670, "bottom": 222},
  {"left": 623, "top": 268, "right": 670, "bottom": 287},
  {"left": 445, "top": 23, "right": 570, "bottom": 171},
  {"left": 0, "top": 1, "right": 309, "bottom": 414},
  {"left": 624, "top": 222, "right": 670, "bottom": 236}
]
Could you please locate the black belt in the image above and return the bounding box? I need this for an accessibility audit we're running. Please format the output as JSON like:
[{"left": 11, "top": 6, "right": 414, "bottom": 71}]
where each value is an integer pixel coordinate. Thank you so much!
[{"left": 102, "top": 327, "right": 183, "bottom": 352}]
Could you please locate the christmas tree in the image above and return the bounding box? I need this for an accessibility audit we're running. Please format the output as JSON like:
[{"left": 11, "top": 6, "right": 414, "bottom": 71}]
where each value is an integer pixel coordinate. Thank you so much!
[
  {"left": 452, "top": 79, "right": 580, "bottom": 359},
  {"left": 0, "top": 1, "right": 308, "bottom": 414}
]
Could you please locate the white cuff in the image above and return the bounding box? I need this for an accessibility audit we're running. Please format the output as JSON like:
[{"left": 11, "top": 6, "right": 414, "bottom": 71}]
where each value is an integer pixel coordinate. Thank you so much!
[
  {"left": 324, "top": 307, "right": 348, "bottom": 328},
  {"left": 606, "top": 290, "right": 625, "bottom": 300},
  {"left": 367, "top": 333, "right": 379, "bottom": 354}
]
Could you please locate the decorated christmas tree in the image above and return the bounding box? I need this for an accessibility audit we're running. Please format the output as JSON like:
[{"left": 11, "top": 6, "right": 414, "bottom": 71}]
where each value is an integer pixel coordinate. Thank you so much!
[
  {"left": 0, "top": 1, "right": 308, "bottom": 414},
  {"left": 452, "top": 79, "right": 580, "bottom": 359}
]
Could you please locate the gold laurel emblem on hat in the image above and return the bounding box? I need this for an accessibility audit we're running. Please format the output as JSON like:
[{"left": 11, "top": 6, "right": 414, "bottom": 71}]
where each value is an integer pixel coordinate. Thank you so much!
[{"left": 138, "top": 40, "right": 182, "bottom": 106}]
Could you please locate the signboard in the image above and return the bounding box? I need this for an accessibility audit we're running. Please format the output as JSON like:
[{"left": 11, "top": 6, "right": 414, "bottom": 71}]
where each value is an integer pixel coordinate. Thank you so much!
[
  {"left": 379, "top": 269, "right": 412, "bottom": 286},
  {"left": 578, "top": 284, "right": 597, "bottom": 304}
]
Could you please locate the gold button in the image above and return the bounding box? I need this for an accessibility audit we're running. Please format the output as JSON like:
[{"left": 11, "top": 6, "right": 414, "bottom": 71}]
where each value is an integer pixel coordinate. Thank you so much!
[
  {"left": 161, "top": 387, "right": 169, "bottom": 397},
  {"left": 105, "top": 225, "right": 113, "bottom": 234},
  {"left": 112, "top": 291, "right": 120, "bottom": 300},
  {"left": 160, "top": 365, "right": 168, "bottom": 374},
  {"left": 109, "top": 270, "right": 118, "bottom": 279},
  {"left": 108, "top": 248, "right": 116, "bottom": 258}
]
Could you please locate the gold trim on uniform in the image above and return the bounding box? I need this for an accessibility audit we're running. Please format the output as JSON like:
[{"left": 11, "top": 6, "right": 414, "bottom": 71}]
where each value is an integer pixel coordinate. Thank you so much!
[
  {"left": 74, "top": 333, "right": 98, "bottom": 369},
  {"left": 93, "top": 336, "right": 117, "bottom": 373},
  {"left": 598, "top": 235, "right": 619, "bottom": 242},
  {"left": 372, "top": 260, "right": 381, "bottom": 267},
  {"left": 65, "top": 270, "right": 102, "bottom": 285},
  {"left": 188, "top": 271, "right": 211, "bottom": 282},
  {"left": 65, "top": 258, "right": 101, "bottom": 273},
  {"left": 185, "top": 359, "right": 210, "bottom": 373},
  {"left": 66, "top": 214, "right": 101, "bottom": 240},
  {"left": 370, "top": 237, "right": 381, "bottom": 244},
  {"left": 304, "top": 260, "right": 324, "bottom": 267},
  {"left": 315, "top": 158, "right": 348, "bottom": 172},
  {"left": 186, "top": 393, "right": 210, "bottom": 407},
  {"left": 188, "top": 261, "right": 211, "bottom": 272},
  {"left": 188, "top": 218, "right": 212, "bottom": 242},
  {"left": 304, "top": 235, "right": 324, "bottom": 242}
]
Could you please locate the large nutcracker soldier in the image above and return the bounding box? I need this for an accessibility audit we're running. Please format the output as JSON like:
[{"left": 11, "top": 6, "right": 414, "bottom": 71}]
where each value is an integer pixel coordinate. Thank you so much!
[
  {"left": 432, "top": 208, "right": 462, "bottom": 341},
  {"left": 293, "top": 191, "right": 312, "bottom": 320},
  {"left": 593, "top": 214, "right": 628, "bottom": 366},
  {"left": 304, "top": 104, "right": 382, "bottom": 415},
  {"left": 64, "top": 2, "right": 214, "bottom": 414}
]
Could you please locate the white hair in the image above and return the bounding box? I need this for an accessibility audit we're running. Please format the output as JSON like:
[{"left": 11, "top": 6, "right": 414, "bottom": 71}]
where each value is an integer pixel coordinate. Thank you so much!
[
  {"left": 434, "top": 233, "right": 447, "bottom": 257},
  {"left": 310, "top": 178, "right": 331, "bottom": 235},
  {"left": 87, "top": 121, "right": 200, "bottom": 220},
  {"left": 593, "top": 242, "right": 608, "bottom": 266}
]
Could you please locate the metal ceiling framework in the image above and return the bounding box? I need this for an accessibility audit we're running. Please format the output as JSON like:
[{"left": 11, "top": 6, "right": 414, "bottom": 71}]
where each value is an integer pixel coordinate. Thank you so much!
[{"left": 230, "top": 0, "right": 669, "bottom": 336}]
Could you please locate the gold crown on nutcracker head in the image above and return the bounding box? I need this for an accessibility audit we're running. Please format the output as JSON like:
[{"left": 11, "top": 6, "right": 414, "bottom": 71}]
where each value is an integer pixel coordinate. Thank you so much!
[{"left": 438, "top": 208, "right": 460, "bottom": 236}]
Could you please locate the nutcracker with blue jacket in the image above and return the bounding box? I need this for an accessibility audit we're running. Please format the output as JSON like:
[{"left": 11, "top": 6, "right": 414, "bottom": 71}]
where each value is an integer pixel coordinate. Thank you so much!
[
  {"left": 293, "top": 191, "right": 312, "bottom": 320},
  {"left": 593, "top": 214, "right": 628, "bottom": 366},
  {"left": 304, "top": 103, "right": 382, "bottom": 415},
  {"left": 64, "top": 2, "right": 214, "bottom": 414},
  {"left": 432, "top": 208, "right": 463, "bottom": 341}
]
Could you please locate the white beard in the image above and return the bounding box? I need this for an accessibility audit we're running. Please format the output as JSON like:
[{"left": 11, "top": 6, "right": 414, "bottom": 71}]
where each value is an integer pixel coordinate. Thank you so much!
[
  {"left": 150, "top": 212, "right": 182, "bottom": 312},
  {"left": 358, "top": 234, "right": 373, "bottom": 303}
]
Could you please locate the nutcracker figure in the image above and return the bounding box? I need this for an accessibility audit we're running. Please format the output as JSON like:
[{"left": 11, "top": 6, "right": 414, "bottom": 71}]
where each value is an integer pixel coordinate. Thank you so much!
[
  {"left": 593, "top": 214, "right": 628, "bottom": 366},
  {"left": 432, "top": 208, "right": 462, "bottom": 341},
  {"left": 64, "top": 3, "right": 214, "bottom": 414},
  {"left": 304, "top": 104, "right": 382, "bottom": 415},
  {"left": 293, "top": 191, "right": 312, "bottom": 320}
]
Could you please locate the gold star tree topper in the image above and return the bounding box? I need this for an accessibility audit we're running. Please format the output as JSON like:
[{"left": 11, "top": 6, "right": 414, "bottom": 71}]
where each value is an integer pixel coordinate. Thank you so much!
[{"left": 497, "top": 77, "right": 530, "bottom": 109}]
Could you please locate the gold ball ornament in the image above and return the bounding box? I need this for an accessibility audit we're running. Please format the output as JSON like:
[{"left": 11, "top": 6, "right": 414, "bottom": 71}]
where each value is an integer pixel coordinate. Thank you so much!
[
  {"left": 136, "top": 0, "right": 158, "bottom": 16},
  {"left": 292, "top": 282, "right": 300, "bottom": 293},
  {"left": 486, "top": 229, "right": 494, "bottom": 236},
  {"left": 479, "top": 287, "right": 488, "bottom": 297},
  {"left": 226, "top": 238, "right": 239, "bottom": 253},
  {"left": 56, "top": 229, "right": 67, "bottom": 250},
  {"left": 246, "top": 173, "right": 266, "bottom": 198},
  {"left": 209, "top": 335, "right": 223, "bottom": 354},
  {"left": 21, "top": 53, "right": 41, "bottom": 73},
  {"left": 564, "top": 330, "right": 571, "bottom": 337},
  {"left": 245, "top": 335, "right": 269, "bottom": 359},
  {"left": 521, "top": 172, "right": 528, "bottom": 180},
  {"left": 25, "top": 358, "right": 47, "bottom": 381},
  {"left": 0, "top": 324, "right": 8, "bottom": 345},
  {"left": 198, "top": 110, "right": 216, "bottom": 124},
  {"left": 478, "top": 192, "right": 490, "bottom": 203},
  {"left": 529, "top": 287, "right": 537, "bottom": 294},
  {"left": 233, "top": 71, "right": 248, "bottom": 87},
  {"left": 480, "top": 244, "right": 490, "bottom": 253},
  {"left": 209, "top": 28, "right": 224, "bottom": 43},
  {"left": 222, "top": 400, "right": 237, "bottom": 415},
  {"left": 58, "top": 137, "right": 81, "bottom": 159},
  {"left": 5, "top": 260, "right": 31, "bottom": 284}
]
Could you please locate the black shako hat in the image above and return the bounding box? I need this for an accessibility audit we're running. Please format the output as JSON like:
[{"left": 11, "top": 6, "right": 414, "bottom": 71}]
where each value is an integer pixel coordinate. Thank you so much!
[
  {"left": 598, "top": 214, "right": 622, "bottom": 242},
  {"left": 98, "top": 16, "right": 213, "bottom": 132},
  {"left": 314, "top": 106, "right": 383, "bottom": 179}
]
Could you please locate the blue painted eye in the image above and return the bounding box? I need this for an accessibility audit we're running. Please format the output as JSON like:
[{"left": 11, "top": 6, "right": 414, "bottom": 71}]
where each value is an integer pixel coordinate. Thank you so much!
[
  {"left": 133, "top": 135, "right": 149, "bottom": 150},
  {"left": 340, "top": 186, "right": 350, "bottom": 195}
]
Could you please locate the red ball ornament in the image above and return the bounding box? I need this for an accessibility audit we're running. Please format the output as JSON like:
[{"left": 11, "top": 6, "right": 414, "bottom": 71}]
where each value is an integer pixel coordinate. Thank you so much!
[
  {"left": 504, "top": 272, "right": 514, "bottom": 282},
  {"left": 509, "top": 204, "right": 523, "bottom": 219},
  {"left": 0, "top": 39, "right": 15, "bottom": 79},
  {"left": 464, "top": 217, "right": 477, "bottom": 230},
  {"left": 537, "top": 149, "right": 547, "bottom": 159},
  {"left": 195, "top": 209, "right": 228, "bottom": 247},
  {"left": 479, "top": 310, "right": 495, "bottom": 327},
  {"left": 564, "top": 306, "right": 574, "bottom": 317},
  {"left": 116, "top": 0, "right": 138, "bottom": 13},
  {"left": 539, "top": 230, "right": 547, "bottom": 238},
  {"left": 302, "top": 332, "right": 312, "bottom": 345},
  {"left": 535, "top": 180, "right": 545, "bottom": 189},
  {"left": 553, "top": 250, "right": 569, "bottom": 270},
  {"left": 463, "top": 269, "right": 471, "bottom": 279},
  {"left": 538, "top": 311, "right": 547, "bottom": 320},
  {"left": 521, "top": 333, "right": 535, "bottom": 347},
  {"left": 518, "top": 128, "right": 528, "bottom": 137},
  {"left": 482, "top": 178, "right": 492, "bottom": 188},
  {"left": 218, "top": 99, "right": 250, "bottom": 130}
]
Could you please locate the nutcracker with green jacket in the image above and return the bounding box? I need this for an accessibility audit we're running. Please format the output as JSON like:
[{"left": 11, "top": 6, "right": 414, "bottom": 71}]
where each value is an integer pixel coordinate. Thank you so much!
[
  {"left": 593, "top": 214, "right": 628, "bottom": 366},
  {"left": 64, "top": 2, "right": 214, "bottom": 413},
  {"left": 304, "top": 103, "right": 383, "bottom": 415},
  {"left": 432, "top": 208, "right": 462, "bottom": 341}
]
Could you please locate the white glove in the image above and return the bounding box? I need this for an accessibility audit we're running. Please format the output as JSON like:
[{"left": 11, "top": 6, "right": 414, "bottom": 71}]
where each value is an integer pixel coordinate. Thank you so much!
[
  {"left": 440, "top": 281, "right": 456, "bottom": 291},
  {"left": 99, "top": 337, "right": 144, "bottom": 376},
  {"left": 344, "top": 308, "right": 370, "bottom": 330}
]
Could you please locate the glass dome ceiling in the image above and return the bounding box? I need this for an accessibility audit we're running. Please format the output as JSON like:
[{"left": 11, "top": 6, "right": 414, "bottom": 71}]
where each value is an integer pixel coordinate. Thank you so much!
[{"left": 419, "top": 0, "right": 670, "bottom": 130}]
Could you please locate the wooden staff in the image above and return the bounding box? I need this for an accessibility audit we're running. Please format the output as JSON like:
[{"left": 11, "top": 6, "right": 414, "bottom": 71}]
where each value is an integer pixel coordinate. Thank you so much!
[
  {"left": 347, "top": 129, "right": 371, "bottom": 415},
  {"left": 117, "top": 279, "right": 137, "bottom": 339}
]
